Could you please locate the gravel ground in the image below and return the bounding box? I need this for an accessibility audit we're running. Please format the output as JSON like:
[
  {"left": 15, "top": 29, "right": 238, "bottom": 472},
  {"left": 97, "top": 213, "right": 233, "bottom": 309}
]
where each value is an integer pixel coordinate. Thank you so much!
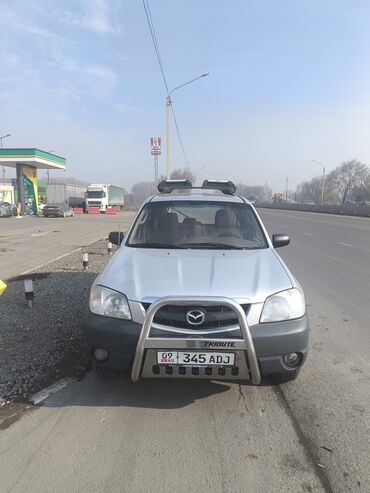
[{"left": 0, "top": 239, "right": 113, "bottom": 402}]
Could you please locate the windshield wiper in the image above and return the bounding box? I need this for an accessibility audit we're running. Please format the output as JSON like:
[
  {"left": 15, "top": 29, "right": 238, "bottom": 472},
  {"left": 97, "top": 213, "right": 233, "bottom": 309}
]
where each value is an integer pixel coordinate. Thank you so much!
[
  {"left": 180, "top": 242, "right": 245, "bottom": 250},
  {"left": 129, "top": 242, "right": 186, "bottom": 249}
]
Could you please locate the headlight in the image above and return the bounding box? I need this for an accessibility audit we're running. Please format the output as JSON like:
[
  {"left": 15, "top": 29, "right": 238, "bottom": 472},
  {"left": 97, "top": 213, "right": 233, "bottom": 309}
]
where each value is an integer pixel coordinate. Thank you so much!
[
  {"left": 89, "top": 285, "right": 131, "bottom": 320},
  {"left": 260, "top": 288, "right": 305, "bottom": 323}
]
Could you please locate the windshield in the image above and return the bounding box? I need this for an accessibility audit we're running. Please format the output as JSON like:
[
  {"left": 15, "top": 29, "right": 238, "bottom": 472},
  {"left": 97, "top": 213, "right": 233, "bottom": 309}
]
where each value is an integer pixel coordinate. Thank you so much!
[
  {"left": 86, "top": 191, "right": 105, "bottom": 198},
  {"left": 127, "top": 200, "right": 268, "bottom": 249}
]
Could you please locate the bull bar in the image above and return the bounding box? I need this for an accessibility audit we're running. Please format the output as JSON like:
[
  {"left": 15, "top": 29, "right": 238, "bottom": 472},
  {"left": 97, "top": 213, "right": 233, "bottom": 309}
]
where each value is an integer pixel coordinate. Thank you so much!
[{"left": 131, "top": 296, "right": 261, "bottom": 385}]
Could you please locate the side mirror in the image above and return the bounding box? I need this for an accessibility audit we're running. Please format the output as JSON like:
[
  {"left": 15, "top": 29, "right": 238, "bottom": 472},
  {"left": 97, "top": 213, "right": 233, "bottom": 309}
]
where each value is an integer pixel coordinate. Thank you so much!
[
  {"left": 272, "top": 234, "right": 290, "bottom": 248},
  {"left": 109, "top": 231, "right": 124, "bottom": 246}
]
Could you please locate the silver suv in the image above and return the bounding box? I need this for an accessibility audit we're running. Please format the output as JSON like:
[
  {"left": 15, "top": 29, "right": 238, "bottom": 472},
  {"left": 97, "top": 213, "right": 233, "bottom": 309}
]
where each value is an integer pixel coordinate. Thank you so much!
[{"left": 86, "top": 180, "right": 308, "bottom": 384}]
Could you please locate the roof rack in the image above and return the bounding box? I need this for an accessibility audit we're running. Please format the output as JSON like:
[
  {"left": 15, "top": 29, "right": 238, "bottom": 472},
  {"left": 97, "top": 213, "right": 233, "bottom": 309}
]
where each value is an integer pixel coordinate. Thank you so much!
[
  {"left": 202, "top": 180, "right": 236, "bottom": 195},
  {"left": 157, "top": 180, "right": 192, "bottom": 193},
  {"left": 157, "top": 179, "right": 236, "bottom": 195}
]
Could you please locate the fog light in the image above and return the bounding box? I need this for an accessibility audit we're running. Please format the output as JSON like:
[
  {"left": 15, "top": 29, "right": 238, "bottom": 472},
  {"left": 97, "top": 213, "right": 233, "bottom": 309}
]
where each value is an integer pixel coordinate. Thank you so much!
[
  {"left": 283, "top": 352, "right": 300, "bottom": 368},
  {"left": 94, "top": 348, "right": 108, "bottom": 361}
]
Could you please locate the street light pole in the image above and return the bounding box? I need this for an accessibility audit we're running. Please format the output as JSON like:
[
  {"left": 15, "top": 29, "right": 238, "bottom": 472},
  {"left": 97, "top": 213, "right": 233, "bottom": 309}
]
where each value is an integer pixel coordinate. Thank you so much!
[
  {"left": 0, "top": 133, "right": 11, "bottom": 186},
  {"left": 312, "top": 160, "right": 326, "bottom": 204},
  {"left": 278, "top": 172, "right": 289, "bottom": 204},
  {"left": 166, "top": 95, "right": 171, "bottom": 179},
  {"left": 166, "top": 73, "right": 209, "bottom": 180},
  {"left": 286, "top": 177, "right": 288, "bottom": 203}
]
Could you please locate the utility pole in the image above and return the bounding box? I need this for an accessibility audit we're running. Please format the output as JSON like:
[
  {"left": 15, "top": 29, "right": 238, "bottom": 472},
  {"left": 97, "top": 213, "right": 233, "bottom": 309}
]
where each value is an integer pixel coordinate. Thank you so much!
[
  {"left": 150, "top": 137, "right": 161, "bottom": 185},
  {"left": 154, "top": 153, "right": 159, "bottom": 183},
  {"left": 312, "top": 160, "right": 326, "bottom": 204},
  {"left": 166, "top": 96, "right": 170, "bottom": 179}
]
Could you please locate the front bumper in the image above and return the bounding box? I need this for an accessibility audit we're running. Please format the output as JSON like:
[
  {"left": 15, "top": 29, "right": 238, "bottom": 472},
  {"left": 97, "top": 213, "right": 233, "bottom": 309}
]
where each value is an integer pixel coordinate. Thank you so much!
[{"left": 85, "top": 311, "right": 309, "bottom": 377}]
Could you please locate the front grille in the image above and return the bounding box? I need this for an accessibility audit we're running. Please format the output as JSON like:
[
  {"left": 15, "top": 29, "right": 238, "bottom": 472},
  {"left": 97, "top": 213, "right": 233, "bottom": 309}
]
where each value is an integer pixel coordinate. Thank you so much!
[
  {"left": 88, "top": 202, "right": 101, "bottom": 207},
  {"left": 142, "top": 303, "right": 250, "bottom": 330}
]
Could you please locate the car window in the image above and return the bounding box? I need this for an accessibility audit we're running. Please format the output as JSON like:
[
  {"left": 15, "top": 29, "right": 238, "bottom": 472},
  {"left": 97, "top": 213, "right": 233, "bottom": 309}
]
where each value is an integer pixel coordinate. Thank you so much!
[{"left": 127, "top": 201, "right": 268, "bottom": 249}]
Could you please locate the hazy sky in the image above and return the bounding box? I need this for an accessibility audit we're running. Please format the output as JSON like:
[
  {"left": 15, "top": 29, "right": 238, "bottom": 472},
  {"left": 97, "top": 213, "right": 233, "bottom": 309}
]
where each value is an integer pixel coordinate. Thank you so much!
[{"left": 1, "top": 0, "right": 370, "bottom": 192}]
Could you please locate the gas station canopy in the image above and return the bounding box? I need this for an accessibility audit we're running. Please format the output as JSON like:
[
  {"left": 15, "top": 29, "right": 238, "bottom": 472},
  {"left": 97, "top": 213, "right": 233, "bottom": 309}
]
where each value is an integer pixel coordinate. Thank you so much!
[
  {"left": 0, "top": 148, "right": 66, "bottom": 214},
  {"left": 0, "top": 148, "right": 66, "bottom": 170}
]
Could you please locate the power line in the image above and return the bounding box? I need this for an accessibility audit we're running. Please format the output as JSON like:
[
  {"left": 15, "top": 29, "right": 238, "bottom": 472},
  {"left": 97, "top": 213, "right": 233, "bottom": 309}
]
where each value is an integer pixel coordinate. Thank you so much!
[
  {"left": 143, "top": 0, "right": 169, "bottom": 94},
  {"left": 170, "top": 107, "right": 190, "bottom": 166},
  {"left": 142, "top": 0, "right": 190, "bottom": 167}
]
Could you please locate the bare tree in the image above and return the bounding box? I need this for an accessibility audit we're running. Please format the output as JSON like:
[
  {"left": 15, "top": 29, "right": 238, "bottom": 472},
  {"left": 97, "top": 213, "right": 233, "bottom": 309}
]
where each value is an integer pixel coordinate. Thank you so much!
[
  {"left": 170, "top": 167, "right": 196, "bottom": 182},
  {"left": 326, "top": 159, "right": 369, "bottom": 204},
  {"left": 39, "top": 174, "right": 89, "bottom": 186},
  {"left": 350, "top": 172, "right": 370, "bottom": 203},
  {"left": 364, "top": 175, "right": 370, "bottom": 201},
  {"left": 129, "top": 169, "right": 196, "bottom": 206},
  {"left": 297, "top": 159, "right": 370, "bottom": 204},
  {"left": 300, "top": 177, "right": 323, "bottom": 204},
  {"left": 131, "top": 181, "right": 156, "bottom": 205},
  {"left": 236, "top": 183, "right": 271, "bottom": 201}
]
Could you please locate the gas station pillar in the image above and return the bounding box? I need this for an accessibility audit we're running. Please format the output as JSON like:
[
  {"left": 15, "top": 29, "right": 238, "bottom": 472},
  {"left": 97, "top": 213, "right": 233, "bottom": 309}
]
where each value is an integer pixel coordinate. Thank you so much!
[{"left": 16, "top": 163, "right": 25, "bottom": 214}]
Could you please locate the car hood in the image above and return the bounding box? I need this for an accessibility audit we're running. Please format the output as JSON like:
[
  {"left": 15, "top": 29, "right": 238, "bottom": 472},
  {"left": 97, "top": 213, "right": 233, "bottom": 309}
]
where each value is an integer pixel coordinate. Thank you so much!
[{"left": 98, "top": 247, "right": 293, "bottom": 304}]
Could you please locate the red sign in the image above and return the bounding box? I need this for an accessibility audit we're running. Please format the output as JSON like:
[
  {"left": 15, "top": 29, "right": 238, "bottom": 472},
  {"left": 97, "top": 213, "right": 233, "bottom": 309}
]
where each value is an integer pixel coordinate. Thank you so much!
[{"left": 150, "top": 137, "right": 161, "bottom": 155}]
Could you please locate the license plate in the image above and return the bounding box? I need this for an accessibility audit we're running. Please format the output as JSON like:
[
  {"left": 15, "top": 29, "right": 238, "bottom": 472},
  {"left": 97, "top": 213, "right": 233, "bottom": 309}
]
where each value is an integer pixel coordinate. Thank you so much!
[{"left": 157, "top": 351, "right": 235, "bottom": 366}]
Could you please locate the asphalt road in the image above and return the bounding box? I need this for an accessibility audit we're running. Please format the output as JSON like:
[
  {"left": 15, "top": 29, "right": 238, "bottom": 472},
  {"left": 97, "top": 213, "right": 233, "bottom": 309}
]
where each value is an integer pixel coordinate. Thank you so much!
[
  {"left": 0, "top": 212, "right": 134, "bottom": 280},
  {"left": 1, "top": 209, "right": 370, "bottom": 492}
]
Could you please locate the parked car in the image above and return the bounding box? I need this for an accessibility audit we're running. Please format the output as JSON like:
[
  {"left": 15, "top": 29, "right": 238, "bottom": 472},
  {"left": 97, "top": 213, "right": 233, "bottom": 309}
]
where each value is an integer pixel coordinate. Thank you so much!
[
  {"left": 43, "top": 203, "right": 74, "bottom": 218},
  {"left": 0, "top": 201, "right": 13, "bottom": 217},
  {"left": 1, "top": 201, "right": 17, "bottom": 215},
  {"left": 85, "top": 180, "right": 308, "bottom": 385}
]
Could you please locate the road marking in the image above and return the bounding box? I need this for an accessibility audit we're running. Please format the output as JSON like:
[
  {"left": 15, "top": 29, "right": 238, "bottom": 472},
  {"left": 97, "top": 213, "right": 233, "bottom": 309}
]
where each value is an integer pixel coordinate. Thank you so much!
[
  {"left": 30, "top": 231, "right": 52, "bottom": 237},
  {"left": 302, "top": 232, "right": 312, "bottom": 236},
  {"left": 338, "top": 241, "right": 354, "bottom": 247},
  {"left": 30, "top": 377, "right": 77, "bottom": 405}
]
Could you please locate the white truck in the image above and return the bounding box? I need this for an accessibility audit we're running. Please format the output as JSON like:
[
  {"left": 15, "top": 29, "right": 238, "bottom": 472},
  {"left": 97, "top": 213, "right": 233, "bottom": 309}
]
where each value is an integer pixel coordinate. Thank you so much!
[
  {"left": 85, "top": 184, "right": 124, "bottom": 213},
  {"left": 46, "top": 183, "right": 86, "bottom": 208}
]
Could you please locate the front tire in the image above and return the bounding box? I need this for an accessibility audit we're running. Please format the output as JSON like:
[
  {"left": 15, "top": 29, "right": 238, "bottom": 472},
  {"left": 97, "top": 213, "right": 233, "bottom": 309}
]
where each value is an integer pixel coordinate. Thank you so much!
[
  {"left": 95, "top": 365, "right": 120, "bottom": 377},
  {"left": 271, "top": 369, "right": 300, "bottom": 384}
]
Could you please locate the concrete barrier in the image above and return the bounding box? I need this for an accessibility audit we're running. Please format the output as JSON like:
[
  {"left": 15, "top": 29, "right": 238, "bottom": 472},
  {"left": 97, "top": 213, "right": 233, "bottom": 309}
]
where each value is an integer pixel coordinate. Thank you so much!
[
  {"left": 106, "top": 208, "right": 118, "bottom": 215},
  {"left": 88, "top": 208, "right": 100, "bottom": 215},
  {"left": 72, "top": 208, "right": 83, "bottom": 214},
  {"left": 255, "top": 202, "right": 370, "bottom": 218}
]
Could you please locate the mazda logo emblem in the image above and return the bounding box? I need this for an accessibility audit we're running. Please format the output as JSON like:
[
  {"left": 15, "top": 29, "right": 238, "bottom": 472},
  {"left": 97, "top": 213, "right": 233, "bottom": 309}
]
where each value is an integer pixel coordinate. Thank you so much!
[{"left": 186, "top": 309, "right": 205, "bottom": 326}]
